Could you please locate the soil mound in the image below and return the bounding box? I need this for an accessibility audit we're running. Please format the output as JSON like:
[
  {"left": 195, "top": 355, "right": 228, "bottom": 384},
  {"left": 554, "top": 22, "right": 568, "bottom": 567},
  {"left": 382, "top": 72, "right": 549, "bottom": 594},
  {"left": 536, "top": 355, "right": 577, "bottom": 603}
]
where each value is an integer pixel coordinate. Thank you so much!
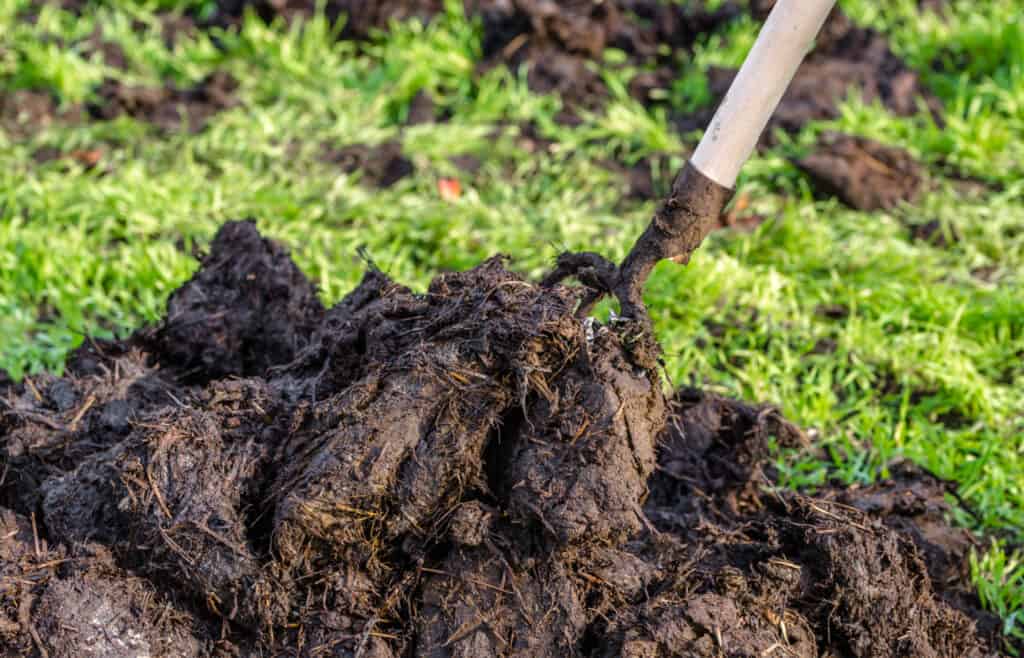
[{"left": 0, "top": 221, "right": 1008, "bottom": 656}]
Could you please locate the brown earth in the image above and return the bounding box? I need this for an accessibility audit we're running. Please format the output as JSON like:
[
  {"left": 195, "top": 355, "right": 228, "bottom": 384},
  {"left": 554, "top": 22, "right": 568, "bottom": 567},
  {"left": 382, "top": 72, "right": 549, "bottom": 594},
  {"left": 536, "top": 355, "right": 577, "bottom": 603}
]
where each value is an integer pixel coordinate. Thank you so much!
[
  {"left": 0, "top": 5, "right": 1004, "bottom": 656},
  {"left": 321, "top": 141, "right": 416, "bottom": 188},
  {"left": 12, "top": 2, "right": 943, "bottom": 137},
  {"left": 180, "top": 2, "right": 945, "bottom": 137},
  {"left": 190, "top": 0, "right": 740, "bottom": 112},
  {"left": 7, "top": 1, "right": 945, "bottom": 210},
  {"left": 86, "top": 71, "right": 239, "bottom": 133},
  {"left": 0, "top": 221, "right": 1010, "bottom": 657},
  {"left": 795, "top": 132, "right": 924, "bottom": 211}
]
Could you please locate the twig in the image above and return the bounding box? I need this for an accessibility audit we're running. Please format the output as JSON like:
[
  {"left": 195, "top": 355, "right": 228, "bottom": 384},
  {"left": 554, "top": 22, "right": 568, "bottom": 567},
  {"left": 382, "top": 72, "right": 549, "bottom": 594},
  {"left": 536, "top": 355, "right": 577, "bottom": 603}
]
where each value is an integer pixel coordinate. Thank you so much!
[{"left": 30, "top": 513, "right": 41, "bottom": 558}]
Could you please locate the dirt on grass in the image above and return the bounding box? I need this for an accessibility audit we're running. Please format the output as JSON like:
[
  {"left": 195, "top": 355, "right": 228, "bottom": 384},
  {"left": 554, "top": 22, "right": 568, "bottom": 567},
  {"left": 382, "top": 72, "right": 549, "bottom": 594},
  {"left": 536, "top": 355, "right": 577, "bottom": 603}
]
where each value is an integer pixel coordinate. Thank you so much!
[
  {"left": 795, "top": 132, "right": 924, "bottom": 211},
  {"left": 198, "top": 0, "right": 446, "bottom": 41},
  {"left": 0, "top": 220, "right": 1009, "bottom": 657},
  {"left": 0, "top": 90, "right": 82, "bottom": 137},
  {"left": 156, "top": 1, "right": 944, "bottom": 136},
  {"left": 321, "top": 141, "right": 416, "bottom": 188},
  {"left": 86, "top": 72, "right": 239, "bottom": 132}
]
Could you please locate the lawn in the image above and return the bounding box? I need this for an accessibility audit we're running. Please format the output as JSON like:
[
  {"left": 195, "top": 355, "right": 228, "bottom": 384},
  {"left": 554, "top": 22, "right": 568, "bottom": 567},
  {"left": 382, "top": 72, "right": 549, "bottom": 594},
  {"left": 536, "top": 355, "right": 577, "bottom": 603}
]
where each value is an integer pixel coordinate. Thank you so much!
[{"left": 1, "top": 0, "right": 1022, "bottom": 646}]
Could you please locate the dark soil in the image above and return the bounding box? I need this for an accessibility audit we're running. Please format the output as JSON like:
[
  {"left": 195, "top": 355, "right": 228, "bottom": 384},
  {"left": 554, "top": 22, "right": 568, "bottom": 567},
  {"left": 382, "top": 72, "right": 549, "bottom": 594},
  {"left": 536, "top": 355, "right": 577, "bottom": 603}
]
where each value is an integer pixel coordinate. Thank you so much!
[
  {"left": 321, "top": 141, "right": 416, "bottom": 188},
  {"left": 469, "top": 0, "right": 741, "bottom": 111},
  {"left": 86, "top": 71, "right": 239, "bottom": 132},
  {"left": 0, "top": 221, "right": 1010, "bottom": 657},
  {"left": 795, "top": 132, "right": 924, "bottom": 211},
  {"left": 184, "top": 0, "right": 740, "bottom": 113}
]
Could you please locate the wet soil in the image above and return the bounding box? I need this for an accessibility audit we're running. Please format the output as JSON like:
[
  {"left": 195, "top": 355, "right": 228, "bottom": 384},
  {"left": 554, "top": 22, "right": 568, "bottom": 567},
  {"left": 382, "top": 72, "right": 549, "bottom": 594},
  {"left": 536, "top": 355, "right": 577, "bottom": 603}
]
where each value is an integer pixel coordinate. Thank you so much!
[
  {"left": 795, "top": 132, "right": 924, "bottom": 211},
  {"left": 0, "top": 221, "right": 1009, "bottom": 657}
]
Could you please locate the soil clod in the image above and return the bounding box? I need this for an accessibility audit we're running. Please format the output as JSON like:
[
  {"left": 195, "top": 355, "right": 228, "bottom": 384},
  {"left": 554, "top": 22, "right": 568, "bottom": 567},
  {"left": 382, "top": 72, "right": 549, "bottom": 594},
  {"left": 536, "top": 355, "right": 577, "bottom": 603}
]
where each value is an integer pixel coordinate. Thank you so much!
[
  {"left": 322, "top": 141, "right": 415, "bottom": 188},
  {"left": 87, "top": 71, "right": 239, "bottom": 132},
  {"left": 796, "top": 132, "right": 924, "bottom": 211}
]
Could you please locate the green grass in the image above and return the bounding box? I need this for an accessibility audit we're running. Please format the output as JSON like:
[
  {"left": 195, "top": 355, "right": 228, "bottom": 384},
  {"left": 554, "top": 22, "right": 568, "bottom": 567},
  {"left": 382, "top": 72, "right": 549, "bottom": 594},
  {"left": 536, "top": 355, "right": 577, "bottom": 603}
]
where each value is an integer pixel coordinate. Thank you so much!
[{"left": 1, "top": 0, "right": 1022, "bottom": 646}]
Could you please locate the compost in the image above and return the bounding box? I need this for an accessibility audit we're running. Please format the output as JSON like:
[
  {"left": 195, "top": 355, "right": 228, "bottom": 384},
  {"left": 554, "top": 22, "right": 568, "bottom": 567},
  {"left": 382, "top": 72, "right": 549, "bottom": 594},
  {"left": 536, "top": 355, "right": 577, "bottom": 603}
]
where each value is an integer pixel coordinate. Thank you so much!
[{"left": 0, "top": 220, "right": 1006, "bottom": 657}]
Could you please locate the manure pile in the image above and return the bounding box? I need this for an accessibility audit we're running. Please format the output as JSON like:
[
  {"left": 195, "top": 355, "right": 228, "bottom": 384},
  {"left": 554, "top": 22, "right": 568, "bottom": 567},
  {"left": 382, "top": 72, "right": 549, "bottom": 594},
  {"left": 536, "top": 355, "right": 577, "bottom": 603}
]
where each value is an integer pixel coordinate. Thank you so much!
[{"left": 0, "top": 221, "right": 1004, "bottom": 657}]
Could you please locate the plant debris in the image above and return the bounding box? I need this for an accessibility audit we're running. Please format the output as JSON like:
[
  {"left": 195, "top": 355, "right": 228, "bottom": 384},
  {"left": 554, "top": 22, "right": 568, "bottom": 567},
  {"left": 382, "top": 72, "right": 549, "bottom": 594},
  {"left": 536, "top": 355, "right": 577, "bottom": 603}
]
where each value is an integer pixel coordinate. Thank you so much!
[{"left": 0, "top": 221, "right": 1008, "bottom": 656}]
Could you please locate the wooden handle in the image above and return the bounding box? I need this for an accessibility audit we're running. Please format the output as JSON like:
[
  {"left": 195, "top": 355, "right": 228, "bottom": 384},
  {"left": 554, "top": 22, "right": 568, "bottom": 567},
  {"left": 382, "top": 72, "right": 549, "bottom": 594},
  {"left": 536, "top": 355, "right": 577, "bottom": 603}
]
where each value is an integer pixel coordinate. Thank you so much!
[{"left": 691, "top": 0, "right": 837, "bottom": 188}]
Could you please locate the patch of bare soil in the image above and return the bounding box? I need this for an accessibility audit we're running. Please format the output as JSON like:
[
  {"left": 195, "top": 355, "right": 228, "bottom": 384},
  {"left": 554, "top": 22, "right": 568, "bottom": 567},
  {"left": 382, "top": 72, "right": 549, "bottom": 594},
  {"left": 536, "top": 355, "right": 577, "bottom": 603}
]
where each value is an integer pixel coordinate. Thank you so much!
[
  {"left": 0, "top": 221, "right": 1009, "bottom": 656},
  {"left": 469, "top": 0, "right": 740, "bottom": 112},
  {"left": 321, "top": 141, "right": 415, "bottom": 188},
  {"left": 86, "top": 71, "right": 239, "bottom": 132},
  {"left": 795, "top": 132, "right": 924, "bottom": 211}
]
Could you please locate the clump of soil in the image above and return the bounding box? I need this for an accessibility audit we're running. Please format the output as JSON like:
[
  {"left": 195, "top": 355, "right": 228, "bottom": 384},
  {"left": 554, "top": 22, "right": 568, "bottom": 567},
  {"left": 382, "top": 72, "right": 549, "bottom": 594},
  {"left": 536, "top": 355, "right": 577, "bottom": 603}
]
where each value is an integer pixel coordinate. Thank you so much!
[
  {"left": 86, "top": 71, "right": 238, "bottom": 132},
  {"left": 795, "top": 132, "right": 924, "bottom": 211},
  {"left": 143, "top": 219, "right": 325, "bottom": 382},
  {"left": 321, "top": 141, "right": 415, "bottom": 188},
  {"left": 0, "top": 510, "right": 208, "bottom": 657},
  {"left": 0, "top": 220, "right": 1009, "bottom": 656},
  {"left": 469, "top": 0, "right": 740, "bottom": 111}
]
